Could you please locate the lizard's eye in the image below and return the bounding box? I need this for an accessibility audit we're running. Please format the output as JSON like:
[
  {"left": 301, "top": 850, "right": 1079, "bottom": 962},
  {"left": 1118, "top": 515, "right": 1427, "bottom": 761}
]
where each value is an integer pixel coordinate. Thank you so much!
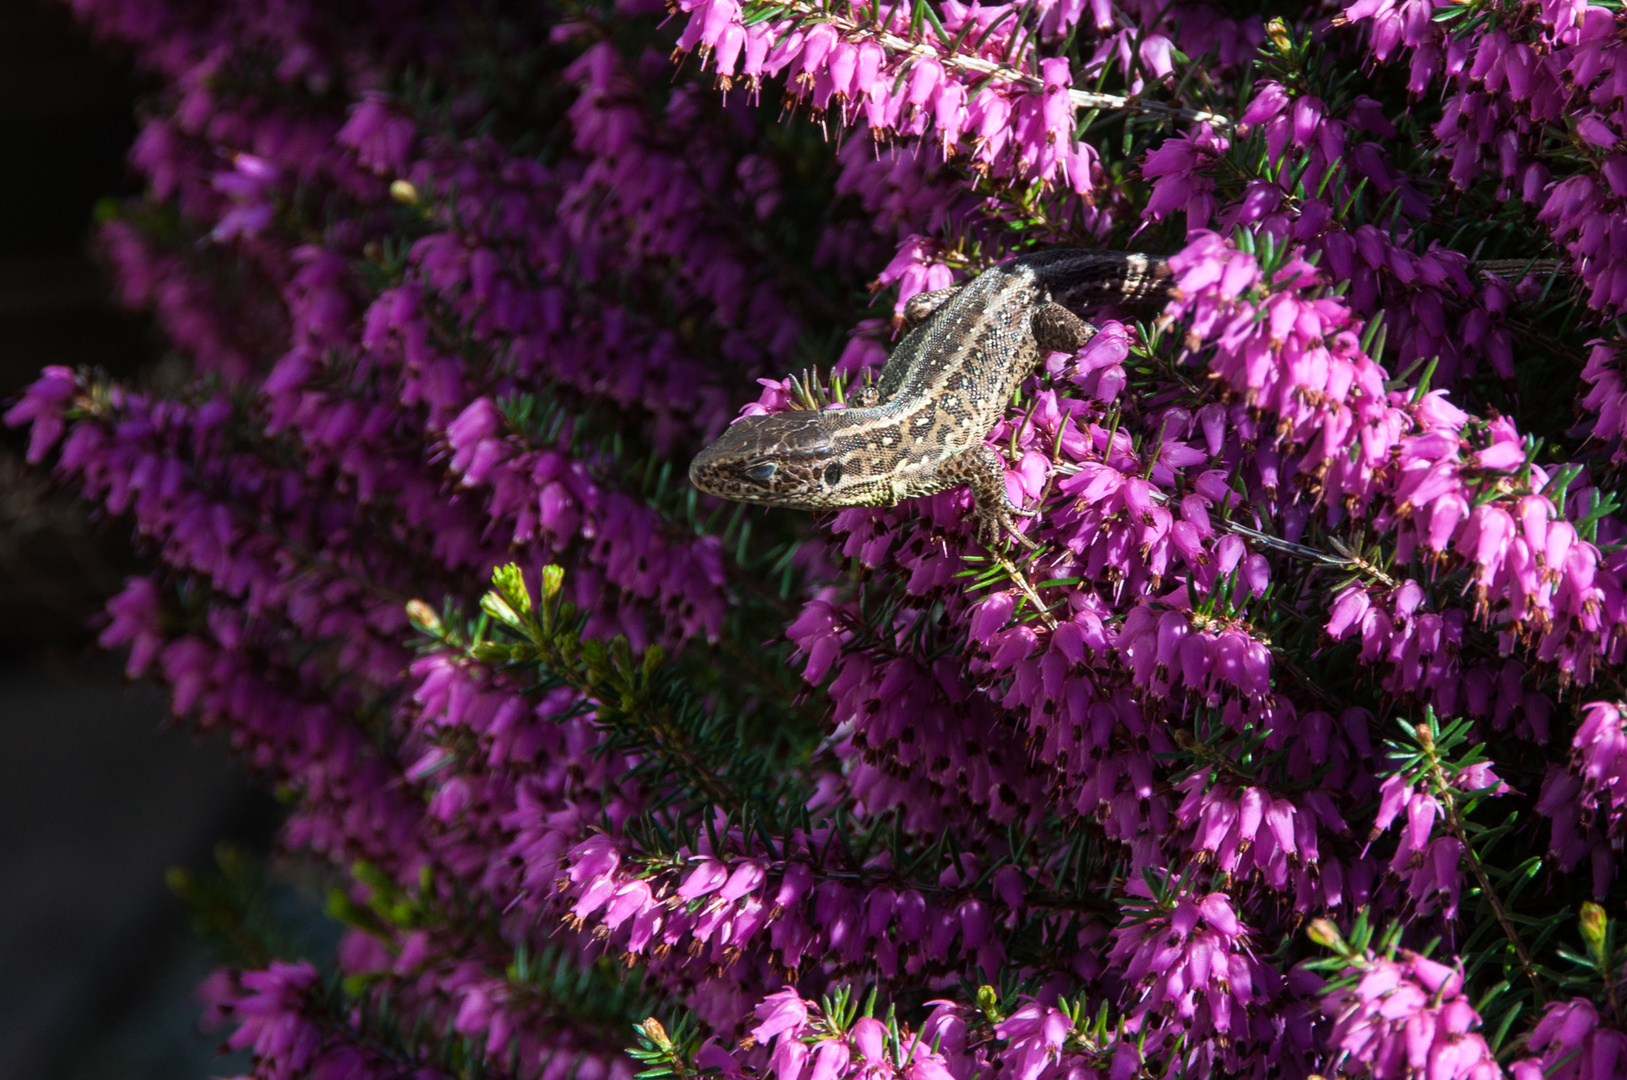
[{"left": 743, "top": 462, "right": 778, "bottom": 484}]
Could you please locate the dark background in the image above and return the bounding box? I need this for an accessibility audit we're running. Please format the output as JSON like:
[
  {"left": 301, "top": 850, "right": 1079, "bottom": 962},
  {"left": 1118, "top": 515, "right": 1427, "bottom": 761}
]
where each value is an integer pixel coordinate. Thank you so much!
[{"left": 0, "top": 2, "right": 272, "bottom": 1076}]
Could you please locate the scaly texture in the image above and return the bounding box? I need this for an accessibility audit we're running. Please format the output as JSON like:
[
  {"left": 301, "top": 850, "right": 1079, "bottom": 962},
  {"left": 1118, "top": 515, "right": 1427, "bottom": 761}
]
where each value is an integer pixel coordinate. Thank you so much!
[{"left": 689, "top": 250, "right": 1170, "bottom": 542}]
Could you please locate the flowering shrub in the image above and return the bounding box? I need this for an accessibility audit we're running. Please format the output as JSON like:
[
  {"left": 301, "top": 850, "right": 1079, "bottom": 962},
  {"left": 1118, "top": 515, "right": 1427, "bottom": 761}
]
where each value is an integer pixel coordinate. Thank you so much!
[{"left": 16, "top": 0, "right": 1627, "bottom": 1076}]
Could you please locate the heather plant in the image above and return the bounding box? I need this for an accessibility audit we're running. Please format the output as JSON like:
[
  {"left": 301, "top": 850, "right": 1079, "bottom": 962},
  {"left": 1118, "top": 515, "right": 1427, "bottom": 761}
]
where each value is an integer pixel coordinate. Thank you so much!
[{"left": 15, "top": 0, "right": 1627, "bottom": 1075}]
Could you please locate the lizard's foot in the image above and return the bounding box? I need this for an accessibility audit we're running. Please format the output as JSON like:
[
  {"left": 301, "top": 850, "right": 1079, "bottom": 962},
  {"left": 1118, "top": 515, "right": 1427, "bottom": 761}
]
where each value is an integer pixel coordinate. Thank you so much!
[
  {"left": 975, "top": 503, "right": 1041, "bottom": 550},
  {"left": 943, "top": 443, "right": 1044, "bottom": 550}
]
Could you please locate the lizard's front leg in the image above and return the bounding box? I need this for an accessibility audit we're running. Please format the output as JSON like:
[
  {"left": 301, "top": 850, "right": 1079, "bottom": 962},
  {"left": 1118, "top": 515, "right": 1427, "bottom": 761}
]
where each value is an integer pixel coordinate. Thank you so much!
[
  {"left": 858, "top": 287, "right": 967, "bottom": 407},
  {"left": 939, "top": 443, "right": 1040, "bottom": 550}
]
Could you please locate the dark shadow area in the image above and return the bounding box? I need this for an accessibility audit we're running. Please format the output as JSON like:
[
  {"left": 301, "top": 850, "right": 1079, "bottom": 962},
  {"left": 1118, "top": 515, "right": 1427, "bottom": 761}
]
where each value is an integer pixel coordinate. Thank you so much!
[
  {"left": 0, "top": 662, "right": 272, "bottom": 1080},
  {"left": 0, "top": 3, "right": 273, "bottom": 1078}
]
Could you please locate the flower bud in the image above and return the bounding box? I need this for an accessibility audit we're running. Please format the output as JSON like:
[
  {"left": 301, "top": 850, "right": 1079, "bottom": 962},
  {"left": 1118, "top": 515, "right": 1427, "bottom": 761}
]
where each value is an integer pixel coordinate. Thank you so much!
[
  {"left": 405, "top": 599, "right": 442, "bottom": 635},
  {"left": 1306, "top": 918, "right": 1342, "bottom": 949},
  {"left": 1579, "top": 900, "right": 1608, "bottom": 960},
  {"left": 642, "top": 1017, "right": 672, "bottom": 1049}
]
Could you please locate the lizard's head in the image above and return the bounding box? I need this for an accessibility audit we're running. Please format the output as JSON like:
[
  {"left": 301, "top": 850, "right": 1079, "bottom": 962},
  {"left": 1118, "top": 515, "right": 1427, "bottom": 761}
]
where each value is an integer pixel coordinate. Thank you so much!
[{"left": 688, "top": 412, "right": 840, "bottom": 507}]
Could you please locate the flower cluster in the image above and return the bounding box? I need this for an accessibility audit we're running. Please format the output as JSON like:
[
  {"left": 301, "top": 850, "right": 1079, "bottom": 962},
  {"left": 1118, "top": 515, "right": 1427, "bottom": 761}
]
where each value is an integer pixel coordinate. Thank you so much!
[
  {"left": 1340, "top": 0, "right": 1627, "bottom": 311},
  {"left": 1318, "top": 948, "right": 1501, "bottom": 1080},
  {"left": 16, "top": 0, "right": 1627, "bottom": 1077},
  {"left": 1105, "top": 887, "right": 1294, "bottom": 1072},
  {"left": 674, "top": 0, "right": 1098, "bottom": 195},
  {"left": 702, "top": 989, "right": 1133, "bottom": 1080},
  {"left": 1510, "top": 998, "right": 1627, "bottom": 1080},
  {"left": 1540, "top": 701, "right": 1627, "bottom": 882}
]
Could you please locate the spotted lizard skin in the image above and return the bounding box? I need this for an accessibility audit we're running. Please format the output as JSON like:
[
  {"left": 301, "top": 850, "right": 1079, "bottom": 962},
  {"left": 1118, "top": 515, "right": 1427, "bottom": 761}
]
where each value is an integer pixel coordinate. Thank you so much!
[{"left": 688, "top": 249, "right": 1172, "bottom": 546}]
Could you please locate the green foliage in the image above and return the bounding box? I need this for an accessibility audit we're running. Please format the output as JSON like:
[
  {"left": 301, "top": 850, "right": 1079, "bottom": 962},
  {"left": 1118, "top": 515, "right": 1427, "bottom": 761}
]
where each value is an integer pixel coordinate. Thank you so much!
[
  {"left": 628, "top": 1015, "right": 706, "bottom": 1080},
  {"left": 1557, "top": 901, "right": 1627, "bottom": 1025},
  {"left": 168, "top": 843, "right": 332, "bottom": 970},
  {"left": 426, "top": 563, "right": 820, "bottom": 835}
]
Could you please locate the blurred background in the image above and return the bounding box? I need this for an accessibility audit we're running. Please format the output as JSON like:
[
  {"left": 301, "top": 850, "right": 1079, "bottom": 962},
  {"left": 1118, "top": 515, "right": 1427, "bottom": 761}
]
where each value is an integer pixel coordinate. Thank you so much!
[{"left": 0, "top": 2, "right": 282, "bottom": 1076}]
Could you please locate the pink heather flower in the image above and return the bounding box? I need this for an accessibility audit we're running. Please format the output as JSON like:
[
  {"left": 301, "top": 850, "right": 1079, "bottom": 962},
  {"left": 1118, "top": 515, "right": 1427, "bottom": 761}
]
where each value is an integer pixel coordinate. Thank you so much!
[
  {"left": 32, "top": 4, "right": 1627, "bottom": 1080},
  {"left": 720, "top": 860, "right": 767, "bottom": 901},
  {"left": 994, "top": 1003, "right": 1069, "bottom": 1080},
  {"left": 1511, "top": 999, "right": 1627, "bottom": 1080},
  {"left": 769, "top": 1037, "right": 810, "bottom": 1080},
  {"left": 6, "top": 366, "right": 77, "bottom": 463},
  {"left": 1576, "top": 116, "right": 1619, "bottom": 151},
  {"left": 1107, "top": 889, "right": 1272, "bottom": 1055},
  {"left": 850, "top": 1017, "right": 887, "bottom": 1063},
  {"left": 337, "top": 92, "right": 416, "bottom": 174},
  {"left": 1320, "top": 951, "right": 1499, "bottom": 1079},
  {"left": 224, "top": 960, "right": 323, "bottom": 1078},
  {"left": 874, "top": 237, "right": 956, "bottom": 318},
  {"left": 807, "top": 1039, "right": 852, "bottom": 1080},
  {"left": 1544, "top": 702, "right": 1627, "bottom": 854},
  {"left": 752, "top": 988, "right": 810, "bottom": 1045},
  {"left": 697, "top": 1040, "right": 746, "bottom": 1078},
  {"left": 678, "top": 858, "right": 730, "bottom": 899},
  {"left": 1143, "top": 126, "right": 1227, "bottom": 229}
]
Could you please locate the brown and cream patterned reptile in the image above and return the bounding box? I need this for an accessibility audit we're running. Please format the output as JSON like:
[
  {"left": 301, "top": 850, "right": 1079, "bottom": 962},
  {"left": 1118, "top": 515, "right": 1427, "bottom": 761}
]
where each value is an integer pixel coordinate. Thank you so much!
[{"left": 688, "top": 249, "right": 1172, "bottom": 546}]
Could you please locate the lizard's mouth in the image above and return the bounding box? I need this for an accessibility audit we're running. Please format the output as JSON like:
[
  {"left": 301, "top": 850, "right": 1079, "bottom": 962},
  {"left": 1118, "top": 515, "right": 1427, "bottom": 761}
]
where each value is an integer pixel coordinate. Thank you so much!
[
  {"left": 688, "top": 445, "right": 794, "bottom": 503},
  {"left": 688, "top": 440, "right": 771, "bottom": 501},
  {"left": 687, "top": 448, "right": 728, "bottom": 497},
  {"left": 688, "top": 412, "right": 834, "bottom": 504}
]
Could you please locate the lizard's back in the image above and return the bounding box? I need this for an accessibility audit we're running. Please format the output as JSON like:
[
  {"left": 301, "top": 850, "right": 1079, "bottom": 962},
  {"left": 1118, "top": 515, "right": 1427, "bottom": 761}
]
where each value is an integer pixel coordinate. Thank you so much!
[
  {"left": 688, "top": 249, "right": 1169, "bottom": 526},
  {"left": 825, "top": 260, "right": 1042, "bottom": 503}
]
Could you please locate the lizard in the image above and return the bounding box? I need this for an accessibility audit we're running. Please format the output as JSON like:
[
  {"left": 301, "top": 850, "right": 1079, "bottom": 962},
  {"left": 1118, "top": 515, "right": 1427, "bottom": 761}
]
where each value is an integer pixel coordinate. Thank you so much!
[{"left": 687, "top": 249, "right": 1173, "bottom": 547}]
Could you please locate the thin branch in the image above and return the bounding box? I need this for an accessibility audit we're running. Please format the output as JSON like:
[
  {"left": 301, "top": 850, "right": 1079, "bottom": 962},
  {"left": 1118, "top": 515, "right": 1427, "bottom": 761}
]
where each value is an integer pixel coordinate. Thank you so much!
[
  {"left": 1224, "top": 520, "right": 1397, "bottom": 587},
  {"left": 992, "top": 548, "right": 1061, "bottom": 630},
  {"left": 1412, "top": 724, "right": 1548, "bottom": 1008}
]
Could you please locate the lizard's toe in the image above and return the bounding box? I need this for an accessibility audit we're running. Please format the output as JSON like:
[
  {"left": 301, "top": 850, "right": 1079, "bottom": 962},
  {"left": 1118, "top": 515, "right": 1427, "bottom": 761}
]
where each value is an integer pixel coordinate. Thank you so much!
[
  {"left": 976, "top": 506, "right": 1040, "bottom": 550},
  {"left": 1005, "top": 522, "right": 1041, "bottom": 550}
]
